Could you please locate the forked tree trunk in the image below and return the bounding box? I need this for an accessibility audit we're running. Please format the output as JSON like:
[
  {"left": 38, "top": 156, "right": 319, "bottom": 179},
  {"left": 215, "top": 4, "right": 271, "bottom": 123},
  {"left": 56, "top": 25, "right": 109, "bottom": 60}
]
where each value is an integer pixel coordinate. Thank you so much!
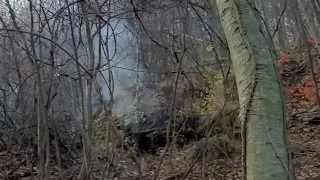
[
  {"left": 77, "top": 1, "right": 96, "bottom": 179},
  {"left": 215, "top": 0, "right": 294, "bottom": 179}
]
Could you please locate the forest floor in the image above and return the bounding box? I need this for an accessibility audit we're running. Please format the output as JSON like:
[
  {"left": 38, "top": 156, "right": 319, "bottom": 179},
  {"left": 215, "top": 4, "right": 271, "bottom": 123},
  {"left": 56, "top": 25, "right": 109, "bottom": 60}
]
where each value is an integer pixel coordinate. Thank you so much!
[
  {"left": 2, "top": 109, "right": 320, "bottom": 180},
  {"left": 2, "top": 45, "right": 320, "bottom": 179}
]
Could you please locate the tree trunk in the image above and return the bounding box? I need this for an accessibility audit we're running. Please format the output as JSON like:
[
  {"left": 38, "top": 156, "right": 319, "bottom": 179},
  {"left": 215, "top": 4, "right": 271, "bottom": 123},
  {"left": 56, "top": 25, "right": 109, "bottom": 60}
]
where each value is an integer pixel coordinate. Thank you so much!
[
  {"left": 215, "top": 0, "right": 294, "bottom": 179},
  {"left": 311, "top": 0, "right": 320, "bottom": 24},
  {"left": 4, "top": 0, "right": 51, "bottom": 179},
  {"left": 298, "top": 0, "right": 320, "bottom": 42},
  {"left": 77, "top": 1, "right": 95, "bottom": 179},
  {"left": 276, "top": 1, "right": 286, "bottom": 49},
  {"left": 80, "top": 0, "right": 95, "bottom": 144}
]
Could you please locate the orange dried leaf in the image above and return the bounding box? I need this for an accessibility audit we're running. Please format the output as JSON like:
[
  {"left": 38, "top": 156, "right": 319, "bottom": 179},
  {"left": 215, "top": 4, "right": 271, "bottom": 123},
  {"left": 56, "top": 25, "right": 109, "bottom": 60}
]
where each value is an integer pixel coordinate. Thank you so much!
[
  {"left": 307, "top": 37, "right": 316, "bottom": 45},
  {"left": 279, "top": 54, "right": 288, "bottom": 63}
]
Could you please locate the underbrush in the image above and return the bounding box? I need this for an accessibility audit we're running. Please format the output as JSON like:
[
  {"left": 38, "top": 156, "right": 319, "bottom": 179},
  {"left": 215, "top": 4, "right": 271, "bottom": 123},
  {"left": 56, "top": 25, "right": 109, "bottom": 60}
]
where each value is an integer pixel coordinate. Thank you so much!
[
  {"left": 169, "top": 71, "right": 241, "bottom": 162},
  {"left": 89, "top": 70, "right": 242, "bottom": 178}
]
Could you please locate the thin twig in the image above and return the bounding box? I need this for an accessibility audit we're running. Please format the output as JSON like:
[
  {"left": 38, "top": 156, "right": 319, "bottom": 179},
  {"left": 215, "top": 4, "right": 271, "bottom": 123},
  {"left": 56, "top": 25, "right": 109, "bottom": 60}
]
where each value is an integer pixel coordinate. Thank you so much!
[{"left": 272, "top": 0, "right": 287, "bottom": 38}]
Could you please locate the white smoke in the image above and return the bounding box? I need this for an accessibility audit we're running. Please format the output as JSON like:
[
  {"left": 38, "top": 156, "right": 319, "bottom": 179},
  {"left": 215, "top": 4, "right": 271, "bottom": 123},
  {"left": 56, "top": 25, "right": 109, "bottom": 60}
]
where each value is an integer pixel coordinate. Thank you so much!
[{"left": 92, "top": 19, "right": 144, "bottom": 118}]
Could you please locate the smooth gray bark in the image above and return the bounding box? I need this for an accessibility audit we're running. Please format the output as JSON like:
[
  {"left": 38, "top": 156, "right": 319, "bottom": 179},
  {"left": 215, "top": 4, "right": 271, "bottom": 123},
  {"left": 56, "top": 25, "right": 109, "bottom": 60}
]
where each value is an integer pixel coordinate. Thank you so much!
[{"left": 215, "top": 0, "right": 294, "bottom": 179}]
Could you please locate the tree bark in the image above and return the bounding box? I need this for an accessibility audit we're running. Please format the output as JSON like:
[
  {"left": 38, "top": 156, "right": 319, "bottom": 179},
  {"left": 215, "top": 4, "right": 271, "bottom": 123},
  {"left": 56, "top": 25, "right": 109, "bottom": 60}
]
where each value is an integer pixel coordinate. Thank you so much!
[
  {"left": 298, "top": 0, "right": 320, "bottom": 42},
  {"left": 275, "top": 1, "right": 286, "bottom": 49},
  {"left": 311, "top": 0, "right": 320, "bottom": 24},
  {"left": 4, "top": 0, "right": 51, "bottom": 179},
  {"left": 215, "top": 0, "right": 294, "bottom": 179}
]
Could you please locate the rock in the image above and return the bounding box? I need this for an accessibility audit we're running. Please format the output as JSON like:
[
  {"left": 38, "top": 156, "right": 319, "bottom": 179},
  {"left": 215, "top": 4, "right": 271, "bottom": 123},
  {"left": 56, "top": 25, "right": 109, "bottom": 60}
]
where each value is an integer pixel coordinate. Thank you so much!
[
  {"left": 123, "top": 108, "right": 204, "bottom": 154},
  {"left": 124, "top": 108, "right": 168, "bottom": 153}
]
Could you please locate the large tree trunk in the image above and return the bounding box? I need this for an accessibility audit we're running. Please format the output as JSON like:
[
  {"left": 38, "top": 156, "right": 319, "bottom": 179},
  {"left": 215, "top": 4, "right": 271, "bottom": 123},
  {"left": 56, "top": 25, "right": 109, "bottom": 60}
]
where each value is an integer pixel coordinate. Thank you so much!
[{"left": 215, "top": 0, "right": 294, "bottom": 179}]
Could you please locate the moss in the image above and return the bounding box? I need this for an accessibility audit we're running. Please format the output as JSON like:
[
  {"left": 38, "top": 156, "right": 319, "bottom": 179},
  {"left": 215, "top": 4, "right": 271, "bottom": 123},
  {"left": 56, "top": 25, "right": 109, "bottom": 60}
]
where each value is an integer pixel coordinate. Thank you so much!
[{"left": 192, "top": 72, "right": 238, "bottom": 115}]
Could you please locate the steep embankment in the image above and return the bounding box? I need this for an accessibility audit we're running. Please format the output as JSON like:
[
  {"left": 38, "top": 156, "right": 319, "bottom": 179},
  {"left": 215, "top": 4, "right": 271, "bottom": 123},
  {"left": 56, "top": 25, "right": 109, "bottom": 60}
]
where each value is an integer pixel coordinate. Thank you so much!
[
  {"left": 279, "top": 43, "right": 320, "bottom": 180},
  {"left": 3, "top": 44, "right": 320, "bottom": 180}
]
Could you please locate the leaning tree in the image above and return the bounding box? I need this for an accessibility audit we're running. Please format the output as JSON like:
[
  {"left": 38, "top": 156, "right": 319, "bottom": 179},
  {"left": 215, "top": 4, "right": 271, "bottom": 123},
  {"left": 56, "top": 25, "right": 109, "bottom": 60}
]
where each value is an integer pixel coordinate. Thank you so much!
[{"left": 215, "top": 0, "right": 295, "bottom": 179}]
